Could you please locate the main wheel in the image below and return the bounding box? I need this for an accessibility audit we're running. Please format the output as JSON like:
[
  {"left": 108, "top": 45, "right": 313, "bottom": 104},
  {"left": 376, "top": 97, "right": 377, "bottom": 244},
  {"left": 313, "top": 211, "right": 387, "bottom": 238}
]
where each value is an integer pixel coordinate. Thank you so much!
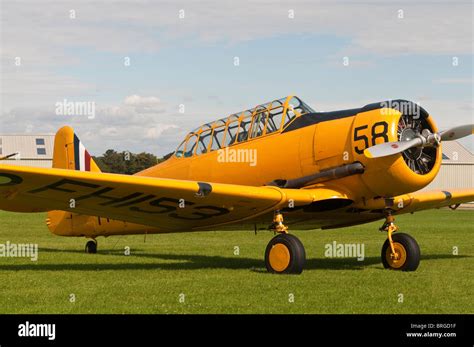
[
  {"left": 85, "top": 240, "right": 97, "bottom": 254},
  {"left": 265, "top": 233, "right": 306, "bottom": 274},
  {"left": 381, "top": 233, "right": 420, "bottom": 271}
]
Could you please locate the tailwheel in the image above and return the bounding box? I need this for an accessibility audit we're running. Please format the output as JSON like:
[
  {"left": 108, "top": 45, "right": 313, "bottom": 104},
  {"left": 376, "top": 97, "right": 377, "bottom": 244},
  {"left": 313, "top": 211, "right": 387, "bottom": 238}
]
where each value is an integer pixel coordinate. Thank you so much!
[
  {"left": 381, "top": 233, "right": 420, "bottom": 271},
  {"left": 85, "top": 239, "right": 97, "bottom": 254},
  {"left": 265, "top": 234, "right": 306, "bottom": 274}
]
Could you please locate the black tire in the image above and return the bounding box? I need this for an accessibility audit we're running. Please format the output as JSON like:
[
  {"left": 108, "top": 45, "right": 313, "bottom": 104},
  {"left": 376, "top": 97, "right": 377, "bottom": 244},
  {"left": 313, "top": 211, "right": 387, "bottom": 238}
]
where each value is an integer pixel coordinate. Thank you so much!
[
  {"left": 381, "top": 233, "right": 420, "bottom": 271},
  {"left": 85, "top": 240, "right": 97, "bottom": 254},
  {"left": 265, "top": 233, "right": 306, "bottom": 274}
]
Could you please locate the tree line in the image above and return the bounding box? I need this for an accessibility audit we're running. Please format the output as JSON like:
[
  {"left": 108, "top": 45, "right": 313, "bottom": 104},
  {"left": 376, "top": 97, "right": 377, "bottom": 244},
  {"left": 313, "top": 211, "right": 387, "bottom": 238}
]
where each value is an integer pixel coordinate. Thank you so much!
[{"left": 93, "top": 150, "right": 173, "bottom": 174}]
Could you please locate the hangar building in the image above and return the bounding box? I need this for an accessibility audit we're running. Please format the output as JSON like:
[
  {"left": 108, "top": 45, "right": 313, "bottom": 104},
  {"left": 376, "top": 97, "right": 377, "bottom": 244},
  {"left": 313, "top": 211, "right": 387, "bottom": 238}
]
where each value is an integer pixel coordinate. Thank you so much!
[
  {"left": 423, "top": 141, "right": 474, "bottom": 191},
  {"left": 0, "top": 134, "right": 54, "bottom": 168}
]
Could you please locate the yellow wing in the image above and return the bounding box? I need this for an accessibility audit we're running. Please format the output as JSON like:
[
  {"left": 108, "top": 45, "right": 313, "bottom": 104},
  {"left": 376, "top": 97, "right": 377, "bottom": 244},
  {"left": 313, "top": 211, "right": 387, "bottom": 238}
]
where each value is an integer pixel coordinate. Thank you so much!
[
  {"left": 0, "top": 164, "right": 348, "bottom": 232},
  {"left": 396, "top": 189, "right": 474, "bottom": 213},
  {"left": 357, "top": 189, "right": 474, "bottom": 213}
]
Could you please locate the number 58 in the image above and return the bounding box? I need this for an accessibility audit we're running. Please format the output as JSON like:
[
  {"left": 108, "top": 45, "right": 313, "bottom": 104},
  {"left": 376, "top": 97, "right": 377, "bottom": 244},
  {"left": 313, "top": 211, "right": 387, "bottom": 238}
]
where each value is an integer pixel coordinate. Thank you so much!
[{"left": 353, "top": 121, "right": 389, "bottom": 154}]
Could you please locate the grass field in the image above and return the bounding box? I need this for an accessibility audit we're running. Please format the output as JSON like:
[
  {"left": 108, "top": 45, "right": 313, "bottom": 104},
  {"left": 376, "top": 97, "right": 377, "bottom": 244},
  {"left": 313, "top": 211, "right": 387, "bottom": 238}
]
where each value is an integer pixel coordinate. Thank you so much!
[{"left": 0, "top": 209, "right": 472, "bottom": 314}]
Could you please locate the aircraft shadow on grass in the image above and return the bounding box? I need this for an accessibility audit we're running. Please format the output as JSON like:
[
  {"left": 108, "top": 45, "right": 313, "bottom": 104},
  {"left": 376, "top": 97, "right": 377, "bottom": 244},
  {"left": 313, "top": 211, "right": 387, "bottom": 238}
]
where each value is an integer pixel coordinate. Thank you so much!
[{"left": 0, "top": 248, "right": 470, "bottom": 272}]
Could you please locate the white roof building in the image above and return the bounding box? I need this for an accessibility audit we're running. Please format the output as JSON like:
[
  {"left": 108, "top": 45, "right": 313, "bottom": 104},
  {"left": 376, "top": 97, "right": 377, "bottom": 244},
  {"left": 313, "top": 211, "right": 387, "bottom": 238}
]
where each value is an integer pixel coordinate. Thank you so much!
[
  {"left": 0, "top": 134, "right": 54, "bottom": 168},
  {"left": 440, "top": 141, "right": 474, "bottom": 164},
  {"left": 424, "top": 141, "right": 474, "bottom": 191}
]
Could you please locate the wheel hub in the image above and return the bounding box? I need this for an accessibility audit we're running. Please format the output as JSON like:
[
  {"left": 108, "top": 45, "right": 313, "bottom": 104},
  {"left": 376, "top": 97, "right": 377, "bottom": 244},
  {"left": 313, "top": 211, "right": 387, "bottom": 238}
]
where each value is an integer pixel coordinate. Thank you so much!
[
  {"left": 269, "top": 243, "right": 291, "bottom": 272},
  {"left": 386, "top": 242, "right": 407, "bottom": 269}
]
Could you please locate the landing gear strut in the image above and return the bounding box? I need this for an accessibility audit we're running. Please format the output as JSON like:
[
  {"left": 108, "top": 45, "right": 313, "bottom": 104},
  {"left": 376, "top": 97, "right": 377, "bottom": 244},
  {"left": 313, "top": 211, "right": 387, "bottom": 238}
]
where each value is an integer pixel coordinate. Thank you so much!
[
  {"left": 380, "top": 212, "right": 420, "bottom": 271},
  {"left": 85, "top": 239, "right": 97, "bottom": 254},
  {"left": 264, "top": 211, "right": 305, "bottom": 274}
]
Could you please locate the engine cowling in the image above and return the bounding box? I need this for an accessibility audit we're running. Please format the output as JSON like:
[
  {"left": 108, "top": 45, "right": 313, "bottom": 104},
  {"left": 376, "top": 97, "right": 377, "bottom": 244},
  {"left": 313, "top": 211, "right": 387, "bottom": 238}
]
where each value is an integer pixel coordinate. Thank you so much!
[{"left": 352, "top": 100, "right": 442, "bottom": 197}]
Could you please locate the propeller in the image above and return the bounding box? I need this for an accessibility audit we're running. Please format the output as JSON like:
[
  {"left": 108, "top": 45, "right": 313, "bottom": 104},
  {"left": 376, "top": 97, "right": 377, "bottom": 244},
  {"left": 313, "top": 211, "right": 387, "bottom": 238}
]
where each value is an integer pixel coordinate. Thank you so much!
[
  {"left": 439, "top": 124, "right": 473, "bottom": 141},
  {"left": 364, "top": 124, "right": 473, "bottom": 159}
]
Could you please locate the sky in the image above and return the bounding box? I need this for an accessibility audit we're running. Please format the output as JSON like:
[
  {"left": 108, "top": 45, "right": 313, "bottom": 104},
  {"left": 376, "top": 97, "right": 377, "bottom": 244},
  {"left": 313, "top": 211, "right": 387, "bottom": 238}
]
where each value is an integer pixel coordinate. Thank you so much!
[{"left": 0, "top": 0, "right": 472, "bottom": 156}]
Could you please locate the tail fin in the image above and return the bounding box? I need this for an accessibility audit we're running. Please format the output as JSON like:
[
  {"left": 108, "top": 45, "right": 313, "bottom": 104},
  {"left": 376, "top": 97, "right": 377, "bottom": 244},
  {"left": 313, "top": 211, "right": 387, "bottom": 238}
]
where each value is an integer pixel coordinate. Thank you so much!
[
  {"left": 48, "top": 126, "right": 101, "bottom": 236},
  {"left": 53, "top": 126, "right": 101, "bottom": 172}
]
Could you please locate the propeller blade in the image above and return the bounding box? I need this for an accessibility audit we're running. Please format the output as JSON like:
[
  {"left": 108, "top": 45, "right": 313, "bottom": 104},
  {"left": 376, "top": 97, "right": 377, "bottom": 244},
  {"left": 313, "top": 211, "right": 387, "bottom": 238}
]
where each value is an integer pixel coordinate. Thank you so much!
[
  {"left": 440, "top": 124, "right": 474, "bottom": 141},
  {"left": 364, "top": 138, "right": 422, "bottom": 159},
  {"left": 365, "top": 124, "right": 473, "bottom": 159}
]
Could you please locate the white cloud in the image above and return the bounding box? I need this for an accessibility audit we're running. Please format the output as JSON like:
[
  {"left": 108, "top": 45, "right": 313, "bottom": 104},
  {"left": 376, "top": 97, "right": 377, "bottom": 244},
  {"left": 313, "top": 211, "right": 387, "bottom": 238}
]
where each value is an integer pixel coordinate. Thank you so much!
[
  {"left": 2, "top": 1, "right": 471, "bottom": 64},
  {"left": 1, "top": 1, "right": 471, "bottom": 111},
  {"left": 1, "top": 1, "right": 470, "bottom": 105},
  {"left": 145, "top": 124, "right": 179, "bottom": 139},
  {"left": 0, "top": 96, "right": 182, "bottom": 156},
  {"left": 122, "top": 95, "right": 165, "bottom": 114},
  {"left": 124, "top": 95, "right": 161, "bottom": 107},
  {"left": 1, "top": 1, "right": 471, "bottom": 154},
  {"left": 99, "top": 127, "right": 119, "bottom": 137}
]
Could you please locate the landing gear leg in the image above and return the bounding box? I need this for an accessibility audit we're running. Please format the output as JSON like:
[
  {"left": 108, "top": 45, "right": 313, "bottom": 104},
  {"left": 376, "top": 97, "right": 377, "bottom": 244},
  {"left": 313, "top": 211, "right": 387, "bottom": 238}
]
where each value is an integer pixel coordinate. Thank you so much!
[
  {"left": 380, "top": 212, "right": 420, "bottom": 271},
  {"left": 85, "top": 239, "right": 97, "bottom": 254},
  {"left": 264, "top": 211, "right": 305, "bottom": 274}
]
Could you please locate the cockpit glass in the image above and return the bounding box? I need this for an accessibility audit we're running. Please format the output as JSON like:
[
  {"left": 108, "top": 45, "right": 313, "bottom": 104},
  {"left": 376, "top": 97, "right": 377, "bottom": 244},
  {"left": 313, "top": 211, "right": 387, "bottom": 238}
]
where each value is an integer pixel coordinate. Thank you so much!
[
  {"left": 284, "top": 96, "right": 312, "bottom": 127},
  {"left": 184, "top": 134, "right": 198, "bottom": 157},
  {"left": 214, "top": 119, "right": 226, "bottom": 127},
  {"left": 266, "top": 105, "right": 284, "bottom": 134},
  {"left": 250, "top": 111, "right": 268, "bottom": 138},
  {"left": 196, "top": 129, "right": 212, "bottom": 155},
  {"left": 201, "top": 123, "right": 212, "bottom": 132},
  {"left": 210, "top": 126, "right": 225, "bottom": 151},
  {"left": 175, "top": 140, "right": 185, "bottom": 158},
  {"left": 237, "top": 115, "right": 252, "bottom": 142},
  {"left": 174, "top": 96, "right": 315, "bottom": 158},
  {"left": 288, "top": 96, "right": 315, "bottom": 114},
  {"left": 224, "top": 120, "right": 239, "bottom": 147}
]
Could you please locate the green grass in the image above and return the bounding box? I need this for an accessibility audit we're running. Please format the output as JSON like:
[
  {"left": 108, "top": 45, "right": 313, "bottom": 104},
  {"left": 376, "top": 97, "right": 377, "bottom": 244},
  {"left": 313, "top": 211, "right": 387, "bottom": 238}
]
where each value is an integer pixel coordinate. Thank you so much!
[{"left": 0, "top": 209, "right": 472, "bottom": 314}]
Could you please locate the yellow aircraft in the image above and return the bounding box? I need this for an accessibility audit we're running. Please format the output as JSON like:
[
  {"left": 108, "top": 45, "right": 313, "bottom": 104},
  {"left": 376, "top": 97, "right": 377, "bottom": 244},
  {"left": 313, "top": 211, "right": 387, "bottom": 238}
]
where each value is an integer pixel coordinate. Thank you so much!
[{"left": 0, "top": 95, "right": 473, "bottom": 274}]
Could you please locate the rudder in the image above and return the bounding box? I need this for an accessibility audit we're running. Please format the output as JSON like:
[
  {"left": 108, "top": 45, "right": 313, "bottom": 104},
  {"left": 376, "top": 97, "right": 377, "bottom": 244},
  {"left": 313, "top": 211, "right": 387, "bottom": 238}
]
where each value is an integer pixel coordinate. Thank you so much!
[
  {"left": 53, "top": 126, "right": 101, "bottom": 172},
  {"left": 48, "top": 126, "right": 101, "bottom": 236}
]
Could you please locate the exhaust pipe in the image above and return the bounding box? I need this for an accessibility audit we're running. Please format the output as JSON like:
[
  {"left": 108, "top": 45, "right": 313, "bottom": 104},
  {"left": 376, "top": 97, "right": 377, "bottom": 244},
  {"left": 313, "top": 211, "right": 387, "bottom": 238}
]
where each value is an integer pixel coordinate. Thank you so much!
[{"left": 267, "top": 162, "right": 364, "bottom": 189}]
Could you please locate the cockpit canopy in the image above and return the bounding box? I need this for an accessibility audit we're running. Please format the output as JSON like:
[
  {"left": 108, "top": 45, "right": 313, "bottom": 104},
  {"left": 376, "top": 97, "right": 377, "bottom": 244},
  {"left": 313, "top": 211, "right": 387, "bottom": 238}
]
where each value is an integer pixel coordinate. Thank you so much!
[{"left": 175, "top": 95, "right": 315, "bottom": 158}]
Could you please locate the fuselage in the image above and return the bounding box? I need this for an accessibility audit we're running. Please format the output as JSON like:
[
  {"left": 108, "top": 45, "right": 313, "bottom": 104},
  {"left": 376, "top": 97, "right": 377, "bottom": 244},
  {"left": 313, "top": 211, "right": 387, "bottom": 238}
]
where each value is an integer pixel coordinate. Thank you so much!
[
  {"left": 47, "top": 96, "right": 443, "bottom": 237},
  {"left": 138, "top": 99, "right": 440, "bottom": 202}
]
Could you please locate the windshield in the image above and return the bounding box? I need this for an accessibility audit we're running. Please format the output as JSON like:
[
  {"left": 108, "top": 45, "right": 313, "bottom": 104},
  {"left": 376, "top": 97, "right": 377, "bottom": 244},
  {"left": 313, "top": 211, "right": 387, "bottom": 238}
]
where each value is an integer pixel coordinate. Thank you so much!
[{"left": 174, "top": 95, "right": 315, "bottom": 157}]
